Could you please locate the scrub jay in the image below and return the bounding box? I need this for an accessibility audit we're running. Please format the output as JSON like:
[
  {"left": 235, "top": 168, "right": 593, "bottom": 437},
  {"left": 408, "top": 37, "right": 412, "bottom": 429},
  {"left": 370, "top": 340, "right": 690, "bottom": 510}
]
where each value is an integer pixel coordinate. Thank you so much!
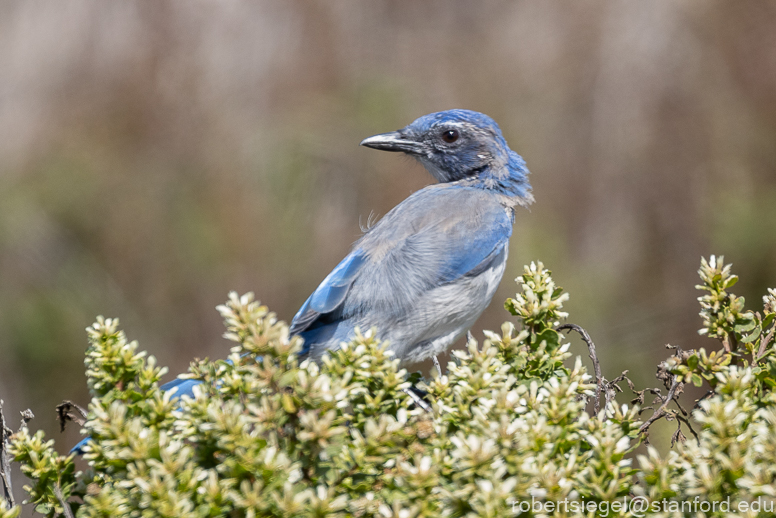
[
  {"left": 293, "top": 109, "right": 532, "bottom": 364},
  {"left": 72, "top": 110, "right": 532, "bottom": 452}
]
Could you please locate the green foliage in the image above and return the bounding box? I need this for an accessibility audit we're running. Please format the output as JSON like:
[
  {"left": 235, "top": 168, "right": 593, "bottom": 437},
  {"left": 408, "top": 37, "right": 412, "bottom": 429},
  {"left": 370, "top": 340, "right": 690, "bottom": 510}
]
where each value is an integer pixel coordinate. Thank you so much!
[
  {"left": 639, "top": 256, "right": 776, "bottom": 513},
  {"left": 504, "top": 261, "right": 569, "bottom": 332},
  {"left": 8, "top": 428, "right": 75, "bottom": 517},
  {"left": 668, "top": 256, "right": 776, "bottom": 399},
  {"left": 696, "top": 255, "right": 754, "bottom": 342},
  {"left": 7, "top": 258, "right": 776, "bottom": 516},
  {"left": 637, "top": 367, "right": 776, "bottom": 510},
  {"left": 0, "top": 499, "right": 20, "bottom": 518}
]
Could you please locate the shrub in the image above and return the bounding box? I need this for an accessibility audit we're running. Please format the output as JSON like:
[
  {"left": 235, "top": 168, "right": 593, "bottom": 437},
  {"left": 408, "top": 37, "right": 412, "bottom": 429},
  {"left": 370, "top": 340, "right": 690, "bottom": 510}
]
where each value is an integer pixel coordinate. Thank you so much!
[{"left": 4, "top": 258, "right": 776, "bottom": 517}]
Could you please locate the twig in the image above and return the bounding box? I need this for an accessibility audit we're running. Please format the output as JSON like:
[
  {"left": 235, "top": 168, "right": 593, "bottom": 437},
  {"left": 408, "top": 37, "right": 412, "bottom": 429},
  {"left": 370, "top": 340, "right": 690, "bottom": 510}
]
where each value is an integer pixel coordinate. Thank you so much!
[
  {"left": 673, "top": 398, "right": 689, "bottom": 417},
  {"left": 676, "top": 414, "right": 700, "bottom": 444},
  {"left": 1, "top": 401, "right": 34, "bottom": 510},
  {"left": 671, "top": 421, "right": 686, "bottom": 447},
  {"left": 556, "top": 324, "right": 603, "bottom": 415},
  {"left": 631, "top": 387, "right": 662, "bottom": 408},
  {"left": 722, "top": 333, "right": 733, "bottom": 353},
  {"left": 756, "top": 325, "right": 775, "bottom": 362},
  {"left": 19, "top": 410, "right": 34, "bottom": 430},
  {"left": 53, "top": 482, "right": 75, "bottom": 518},
  {"left": 0, "top": 400, "right": 13, "bottom": 508},
  {"left": 638, "top": 376, "right": 682, "bottom": 435}
]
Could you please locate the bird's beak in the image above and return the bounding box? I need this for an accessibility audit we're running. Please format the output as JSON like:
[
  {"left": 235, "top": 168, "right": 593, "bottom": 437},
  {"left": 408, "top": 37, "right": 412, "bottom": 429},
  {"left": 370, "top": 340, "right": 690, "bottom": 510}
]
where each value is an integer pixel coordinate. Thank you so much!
[{"left": 360, "top": 131, "right": 424, "bottom": 154}]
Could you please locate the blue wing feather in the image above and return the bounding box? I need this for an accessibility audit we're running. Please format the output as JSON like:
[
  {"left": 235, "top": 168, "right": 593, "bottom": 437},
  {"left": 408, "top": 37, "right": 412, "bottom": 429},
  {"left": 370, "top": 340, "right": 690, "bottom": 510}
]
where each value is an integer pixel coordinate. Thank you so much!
[
  {"left": 436, "top": 208, "right": 512, "bottom": 284},
  {"left": 289, "top": 250, "right": 366, "bottom": 336},
  {"left": 458, "top": 237, "right": 509, "bottom": 279}
]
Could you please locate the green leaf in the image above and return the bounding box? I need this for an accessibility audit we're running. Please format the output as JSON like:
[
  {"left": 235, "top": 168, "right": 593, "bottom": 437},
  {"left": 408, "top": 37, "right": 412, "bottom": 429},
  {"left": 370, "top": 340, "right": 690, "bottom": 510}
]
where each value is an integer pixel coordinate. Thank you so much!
[
  {"left": 735, "top": 320, "right": 757, "bottom": 334},
  {"left": 763, "top": 313, "right": 776, "bottom": 329},
  {"left": 740, "top": 326, "right": 761, "bottom": 344},
  {"left": 282, "top": 393, "right": 297, "bottom": 413}
]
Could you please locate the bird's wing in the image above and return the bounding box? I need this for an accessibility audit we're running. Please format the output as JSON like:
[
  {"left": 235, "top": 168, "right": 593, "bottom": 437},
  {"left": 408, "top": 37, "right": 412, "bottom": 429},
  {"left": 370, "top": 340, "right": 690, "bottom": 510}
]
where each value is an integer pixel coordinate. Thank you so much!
[{"left": 289, "top": 249, "right": 367, "bottom": 335}]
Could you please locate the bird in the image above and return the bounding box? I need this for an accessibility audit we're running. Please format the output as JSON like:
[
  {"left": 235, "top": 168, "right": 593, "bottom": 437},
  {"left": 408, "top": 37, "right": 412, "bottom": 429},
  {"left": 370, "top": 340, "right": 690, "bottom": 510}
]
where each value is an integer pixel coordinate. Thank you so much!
[
  {"left": 292, "top": 109, "right": 532, "bottom": 364},
  {"left": 71, "top": 109, "right": 532, "bottom": 453}
]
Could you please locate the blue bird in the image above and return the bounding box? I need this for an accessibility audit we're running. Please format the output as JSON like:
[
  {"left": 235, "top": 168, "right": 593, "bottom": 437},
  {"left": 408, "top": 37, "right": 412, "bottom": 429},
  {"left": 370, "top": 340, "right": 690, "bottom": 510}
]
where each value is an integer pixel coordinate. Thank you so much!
[
  {"left": 71, "top": 109, "right": 531, "bottom": 453},
  {"left": 292, "top": 109, "right": 532, "bottom": 364}
]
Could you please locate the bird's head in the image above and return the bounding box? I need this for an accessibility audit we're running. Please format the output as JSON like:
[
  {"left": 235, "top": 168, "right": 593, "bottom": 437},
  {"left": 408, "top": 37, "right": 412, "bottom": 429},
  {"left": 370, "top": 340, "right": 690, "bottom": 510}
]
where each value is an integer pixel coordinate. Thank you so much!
[{"left": 360, "top": 109, "right": 531, "bottom": 201}]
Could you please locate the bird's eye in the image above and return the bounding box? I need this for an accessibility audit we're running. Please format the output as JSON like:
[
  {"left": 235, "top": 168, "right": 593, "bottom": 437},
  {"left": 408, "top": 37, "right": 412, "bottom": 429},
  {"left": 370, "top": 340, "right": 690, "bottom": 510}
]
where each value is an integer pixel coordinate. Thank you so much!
[{"left": 441, "top": 129, "right": 459, "bottom": 143}]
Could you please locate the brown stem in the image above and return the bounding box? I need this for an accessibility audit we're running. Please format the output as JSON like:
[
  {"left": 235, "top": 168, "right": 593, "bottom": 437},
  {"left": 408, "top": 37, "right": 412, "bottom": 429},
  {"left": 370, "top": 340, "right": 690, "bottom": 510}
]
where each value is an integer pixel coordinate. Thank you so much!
[
  {"left": 756, "top": 325, "right": 775, "bottom": 362},
  {"left": 556, "top": 324, "right": 603, "bottom": 415},
  {"left": 639, "top": 376, "right": 682, "bottom": 435},
  {"left": 53, "top": 482, "right": 75, "bottom": 518},
  {"left": 1, "top": 400, "right": 14, "bottom": 508},
  {"left": 676, "top": 414, "right": 700, "bottom": 444}
]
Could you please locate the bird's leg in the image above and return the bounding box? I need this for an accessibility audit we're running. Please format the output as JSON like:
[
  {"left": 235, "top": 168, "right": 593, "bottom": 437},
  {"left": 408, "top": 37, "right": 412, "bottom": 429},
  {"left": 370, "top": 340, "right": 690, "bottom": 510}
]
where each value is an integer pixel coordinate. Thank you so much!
[
  {"left": 403, "top": 387, "right": 432, "bottom": 413},
  {"left": 433, "top": 355, "right": 443, "bottom": 377},
  {"left": 467, "top": 331, "right": 475, "bottom": 344}
]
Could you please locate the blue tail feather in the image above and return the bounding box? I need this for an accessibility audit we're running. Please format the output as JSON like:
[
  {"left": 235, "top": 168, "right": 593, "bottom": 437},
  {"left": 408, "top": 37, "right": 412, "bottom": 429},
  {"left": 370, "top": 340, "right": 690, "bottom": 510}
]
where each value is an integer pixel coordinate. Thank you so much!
[{"left": 69, "top": 376, "right": 204, "bottom": 454}]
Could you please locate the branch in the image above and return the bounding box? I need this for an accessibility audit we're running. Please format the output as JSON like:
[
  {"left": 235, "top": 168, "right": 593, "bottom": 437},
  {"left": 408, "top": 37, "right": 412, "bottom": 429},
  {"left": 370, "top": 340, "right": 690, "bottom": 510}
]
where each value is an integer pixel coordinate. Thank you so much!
[
  {"left": 1, "top": 400, "right": 34, "bottom": 510},
  {"left": 756, "top": 324, "right": 775, "bottom": 362},
  {"left": 556, "top": 324, "right": 603, "bottom": 415},
  {"left": 0, "top": 400, "right": 13, "bottom": 509},
  {"left": 676, "top": 414, "right": 699, "bottom": 444},
  {"left": 53, "top": 482, "right": 75, "bottom": 518},
  {"left": 638, "top": 376, "right": 682, "bottom": 435}
]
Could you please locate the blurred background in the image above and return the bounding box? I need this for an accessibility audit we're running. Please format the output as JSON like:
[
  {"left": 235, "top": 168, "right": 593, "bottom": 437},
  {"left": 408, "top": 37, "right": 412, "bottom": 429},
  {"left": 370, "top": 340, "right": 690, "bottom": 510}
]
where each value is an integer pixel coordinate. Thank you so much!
[{"left": 1, "top": 0, "right": 776, "bottom": 482}]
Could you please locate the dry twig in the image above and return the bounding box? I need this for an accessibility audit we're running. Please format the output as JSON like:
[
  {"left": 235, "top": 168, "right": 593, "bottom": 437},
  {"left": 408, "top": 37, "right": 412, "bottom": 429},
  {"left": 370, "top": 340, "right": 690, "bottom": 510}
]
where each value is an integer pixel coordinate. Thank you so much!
[
  {"left": 0, "top": 400, "right": 13, "bottom": 509},
  {"left": 638, "top": 375, "right": 682, "bottom": 436},
  {"left": 1, "top": 401, "right": 33, "bottom": 509},
  {"left": 556, "top": 324, "right": 604, "bottom": 414}
]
